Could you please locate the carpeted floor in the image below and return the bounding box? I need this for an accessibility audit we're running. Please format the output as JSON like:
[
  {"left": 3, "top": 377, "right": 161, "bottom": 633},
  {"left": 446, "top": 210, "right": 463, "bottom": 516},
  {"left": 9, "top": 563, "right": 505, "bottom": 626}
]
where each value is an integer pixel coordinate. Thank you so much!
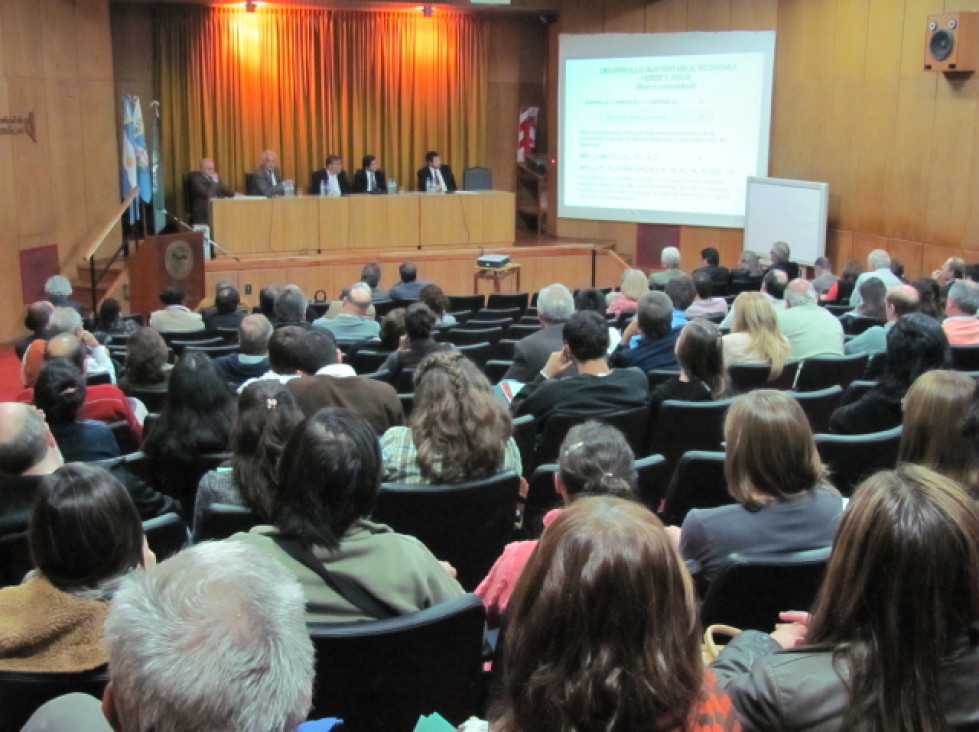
[{"left": 0, "top": 345, "right": 24, "bottom": 401}]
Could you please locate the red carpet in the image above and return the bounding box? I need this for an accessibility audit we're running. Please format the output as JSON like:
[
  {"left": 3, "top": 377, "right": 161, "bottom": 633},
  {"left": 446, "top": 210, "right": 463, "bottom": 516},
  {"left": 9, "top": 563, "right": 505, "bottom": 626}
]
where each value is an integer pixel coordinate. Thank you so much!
[{"left": 0, "top": 345, "right": 24, "bottom": 401}]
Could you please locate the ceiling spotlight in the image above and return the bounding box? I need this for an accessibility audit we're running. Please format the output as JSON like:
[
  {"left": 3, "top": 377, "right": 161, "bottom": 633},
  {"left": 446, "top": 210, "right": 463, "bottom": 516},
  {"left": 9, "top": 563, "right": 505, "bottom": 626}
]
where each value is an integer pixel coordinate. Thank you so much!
[{"left": 423, "top": 5, "right": 433, "bottom": 17}]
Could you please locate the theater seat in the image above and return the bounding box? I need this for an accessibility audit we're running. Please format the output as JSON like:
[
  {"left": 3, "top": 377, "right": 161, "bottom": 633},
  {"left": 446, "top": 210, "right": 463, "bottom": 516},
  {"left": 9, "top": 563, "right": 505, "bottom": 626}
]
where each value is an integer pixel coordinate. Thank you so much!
[{"left": 0, "top": 666, "right": 109, "bottom": 732}]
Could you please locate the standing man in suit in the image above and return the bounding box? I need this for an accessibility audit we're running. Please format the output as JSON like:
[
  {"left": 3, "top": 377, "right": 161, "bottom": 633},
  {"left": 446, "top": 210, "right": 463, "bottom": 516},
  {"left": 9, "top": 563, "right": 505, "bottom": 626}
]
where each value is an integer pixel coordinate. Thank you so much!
[
  {"left": 417, "top": 150, "right": 457, "bottom": 192},
  {"left": 352, "top": 155, "right": 387, "bottom": 194},
  {"left": 310, "top": 154, "right": 351, "bottom": 196},
  {"left": 247, "top": 149, "right": 291, "bottom": 197},
  {"left": 188, "top": 158, "right": 237, "bottom": 225}
]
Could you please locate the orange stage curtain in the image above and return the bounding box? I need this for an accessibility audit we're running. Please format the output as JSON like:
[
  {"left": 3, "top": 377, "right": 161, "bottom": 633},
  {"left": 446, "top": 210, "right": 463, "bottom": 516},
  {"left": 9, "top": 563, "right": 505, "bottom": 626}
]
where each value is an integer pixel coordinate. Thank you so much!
[{"left": 154, "top": 6, "right": 488, "bottom": 213}]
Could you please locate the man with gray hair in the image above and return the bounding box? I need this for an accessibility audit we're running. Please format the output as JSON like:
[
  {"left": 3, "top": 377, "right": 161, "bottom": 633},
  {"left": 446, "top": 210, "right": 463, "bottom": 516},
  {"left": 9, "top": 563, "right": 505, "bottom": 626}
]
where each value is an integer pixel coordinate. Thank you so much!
[
  {"left": 31, "top": 306, "right": 117, "bottom": 384},
  {"left": 274, "top": 284, "right": 312, "bottom": 328},
  {"left": 312, "top": 282, "right": 380, "bottom": 341},
  {"left": 777, "top": 279, "right": 845, "bottom": 359},
  {"left": 0, "top": 403, "right": 63, "bottom": 540},
  {"left": 850, "top": 249, "right": 902, "bottom": 307},
  {"left": 942, "top": 280, "right": 979, "bottom": 345},
  {"left": 21, "top": 541, "right": 332, "bottom": 732},
  {"left": 649, "top": 246, "right": 686, "bottom": 287},
  {"left": 213, "top": 313, "right": 273, "bottom": 387},
  {"left": 845, "top": 284, "right": 920, "bottom": 355},
  {"left": 811, "top": 256, "right": 838, "bottom": 295},
  {"left": 767, "top": 241, "right": 800, "bottom": 281},
  {"left": 504, "top": 283, "right": 575, "bottom": 383},
  {"left": 43, "top": 274, "right": 84, "bottom": 314}
]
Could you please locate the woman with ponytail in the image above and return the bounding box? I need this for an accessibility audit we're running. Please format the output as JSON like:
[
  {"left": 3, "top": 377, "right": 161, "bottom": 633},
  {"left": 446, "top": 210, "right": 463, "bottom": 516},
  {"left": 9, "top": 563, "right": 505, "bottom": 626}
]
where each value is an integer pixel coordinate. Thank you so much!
[
  {"left": 476, "top": 421, "right": 637, "bottom": 628},
  {"left": 379, "top": 350, "right": 521, "bottom": 484}
]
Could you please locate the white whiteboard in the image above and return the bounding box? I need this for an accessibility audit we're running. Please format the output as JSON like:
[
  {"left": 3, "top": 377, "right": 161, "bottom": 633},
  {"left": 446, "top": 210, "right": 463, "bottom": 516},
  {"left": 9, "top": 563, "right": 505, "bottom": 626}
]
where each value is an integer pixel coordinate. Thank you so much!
[{"left": 744, "top": 177, "right": 828, "bottom": 266}]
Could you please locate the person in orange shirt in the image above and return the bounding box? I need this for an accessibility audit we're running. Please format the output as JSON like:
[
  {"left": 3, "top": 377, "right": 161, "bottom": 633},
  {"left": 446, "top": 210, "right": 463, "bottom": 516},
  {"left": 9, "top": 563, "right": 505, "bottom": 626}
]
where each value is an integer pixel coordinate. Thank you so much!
[{"left": 941, "top": 280, "right": 979, "bottom": 346}]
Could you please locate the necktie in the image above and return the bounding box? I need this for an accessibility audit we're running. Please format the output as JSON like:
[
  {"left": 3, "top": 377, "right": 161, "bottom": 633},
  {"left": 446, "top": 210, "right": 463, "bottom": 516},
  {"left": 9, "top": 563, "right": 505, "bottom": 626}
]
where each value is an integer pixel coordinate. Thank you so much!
[
  {"left": 270, "top": 170, "right": 276, "bottom": 186},
  {"left": 367, "top": 172, "right": 373, "bottom": 192}
]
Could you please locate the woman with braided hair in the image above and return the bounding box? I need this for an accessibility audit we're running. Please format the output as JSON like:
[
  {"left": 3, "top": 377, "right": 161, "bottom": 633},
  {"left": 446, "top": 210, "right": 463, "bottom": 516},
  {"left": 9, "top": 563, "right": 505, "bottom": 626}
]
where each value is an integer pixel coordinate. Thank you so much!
[
  {"left": 475, "top": 421, "right": 637, "bottom": 628},
  {"left": 379, "top": 350, "right": 521, "bottom": 484}
]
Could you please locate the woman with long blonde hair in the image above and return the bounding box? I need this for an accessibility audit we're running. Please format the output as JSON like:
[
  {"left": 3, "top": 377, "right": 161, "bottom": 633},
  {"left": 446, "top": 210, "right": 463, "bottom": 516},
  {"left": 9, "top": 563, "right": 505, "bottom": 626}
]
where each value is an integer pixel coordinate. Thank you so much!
[
  {"left": 607, "top": 268, "right": 650, "bottom": 317},
  {"left": 380, "top": 350, "right": 521, "bottom": 484},
  {"left": 722, "top": 292, "right": 790, "bottom": 381}
]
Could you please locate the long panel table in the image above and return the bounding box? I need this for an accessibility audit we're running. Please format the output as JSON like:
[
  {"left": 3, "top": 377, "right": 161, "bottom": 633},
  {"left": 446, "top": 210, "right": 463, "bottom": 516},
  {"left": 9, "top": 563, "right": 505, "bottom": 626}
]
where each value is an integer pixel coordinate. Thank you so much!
[{"left": 210, "top": 191, "right": 515, "bottom": 255}]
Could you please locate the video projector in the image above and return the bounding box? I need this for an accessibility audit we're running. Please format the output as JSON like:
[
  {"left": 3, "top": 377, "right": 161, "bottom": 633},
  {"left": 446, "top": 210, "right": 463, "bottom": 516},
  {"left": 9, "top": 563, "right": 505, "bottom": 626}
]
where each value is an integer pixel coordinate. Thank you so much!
[{"left": 477, "top": 253, "right": 511, "bottom": 269}]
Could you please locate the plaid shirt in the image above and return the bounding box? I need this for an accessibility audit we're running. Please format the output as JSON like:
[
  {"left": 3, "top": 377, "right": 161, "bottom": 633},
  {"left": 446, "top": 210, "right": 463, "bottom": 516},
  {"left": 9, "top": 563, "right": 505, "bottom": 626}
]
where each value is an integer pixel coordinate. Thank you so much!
[{"left": 380, "top": 426, "right": 521, "bottom": 484}]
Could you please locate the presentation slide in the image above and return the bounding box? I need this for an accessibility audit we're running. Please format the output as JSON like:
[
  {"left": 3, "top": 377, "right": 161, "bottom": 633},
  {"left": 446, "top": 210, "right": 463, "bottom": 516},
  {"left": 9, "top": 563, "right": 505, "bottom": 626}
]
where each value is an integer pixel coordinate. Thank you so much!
[{"left": 558, "top": 32, "right": 776, "bottom": 228}]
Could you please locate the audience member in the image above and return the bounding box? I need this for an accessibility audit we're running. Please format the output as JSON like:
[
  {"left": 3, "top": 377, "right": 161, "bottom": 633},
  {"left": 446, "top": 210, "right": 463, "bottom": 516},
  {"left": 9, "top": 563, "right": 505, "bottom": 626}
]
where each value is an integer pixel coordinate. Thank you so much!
[
  {"left": 685, "top": 271, "right": 729, "bottom": 318},
  {"left": 648, "top": 245, "right": 685, "bottom": 287},
  {"left": 418, "top": 283, "right": 456, "bottom": 326},
  {"left": 360, "top": 262, "right": 388, "bottom": 301},
  {"left": 608, "top": 291, "right": 682, "bottom": 371},
  {"left": 777, "top": 278, "right": 845, "bottom": 359},
  {"left": 899, "top": 369, "right": 979, "bottom": 497},
  {"left": 942, "top": 280, "right": 979, "bottom": 345},
  {"left": 490, "top": 496, "right": 740, "bottom": 732},
  {"left": 574, "top": 287, "right": 620, "bottom": 354},
  {"left": 378, "top": 302, "right": 450, "bottom": 385},
  {"left": 845, "top": 283, "right": 919, "bottom": 355},
  {"left": 23, "top": 541, "right": 321, "bottom": 732},
  {"left": 258, "top": 284, "right": 281, "bottom": 319},
  {"left": 388, "top": 261, "right": 431, "bottom": 301},
  {"left": 381, "top": 351, "right": 520, "bottom": 484},
  {"left": 504, "top": 283, "right": 574, "bottom": 382},
  {"left": 851, "top": 248, "right": 901, "bottom": 307},
  {"left": 319, "top": 285, "right": 377, "bottom": 321},
  {"left": 722, "top": 292, "right": 791, "bottom": 382},
  {"left": 476, "top": 422, "right": 636, "bottom": 628},
  {"left": 213, "top": 313, "right": 273, "bottom": 387},
  {"left": 118, "top": 327, "right": 170, "bottom": 393},
  {"left": 187, "top": 157, "right": 237, "bottom": 225},
  {"left": 913, "top": 275, "right": 945, "bottom": 319},
  {"left": 287, "top": 329, "right": 404, "bottom": 434},
  {"left": 15, "top": 301, "right": 55, "bottom": 359},
  {"left": 693, "top": 247, "right": 730, "bottom": 293},
  {"left": 142, "top": 351, "right": 236, "bottom": 503},
  {"left": 664, "top": 275, "right": 695, "bottom": 327},
  {"left": 767, "top": 240, "right": 800, "bottom": 280},
  {"left": 933, "top": 255, "right": 966, "bottom": 300},
  {"left": 417, "top": 150, "right": 458, "bottom": 192},
  {"left": 90, "top": 298, "right": 137, "bottom": 343},
  {"left": 821, "top": 259, "right": 861, "bottom": 302},
  {"left": 810, "top": 256, "right": 838, "bottom": 295},
  {"left": 850, "top": 276, "right": 887, "bottom": 321},
  {"left": 273, "top": 284, "right": 312, "bottom": 328},
  {"left": 0, "top": 464, "right": 151, "bottom": 673},
  {"left": 43, "top": 275, "right": 84, "bottom": 314},
  {"left": 203, "top": 285, "right": 246, "bottom": 330},
  {"left": 0, "top": 403, "right": 62, "bottom": 537},
  {"left": 649, "top": 319, "right": 727, "bottom": 416},
  {"left": 830, "top": 312, "right": 948, "bottom": 434},
  {"left": 719, "top": 268, "right": 787, "bottom": 329},
  {"left": 22, "top": 308, "right": 117, "bottom": 387},
  {"left": 194, "top": 380, "right": 305, "bottom": 528},
  {"left": 310, "top": 154, "right": 351, "bottom": 196},
  {"left": 148, "top": 286, "right": 204, "bottom": 333},
  {"left": 606, "top": 268, "right": 649, "bottom": 317},
  {"left": 247, "top": 149, "right": 288, "bottom": 197},
  {"left": 238, "top": 325, "right": 313, "bottom": 391},
  {"left": 729, "top": 250, "right": 765, "bottom": 290},
  {"left": 231, "top": 408, "right": 464, "bottom": 621},
  {"left": 513, "top": 310, "right": 648, "bottom": 427},
  {"left": 711, "top": 465, "right": 979, "bottom": 731},
  {"left": 312, "top": 282, "right": 380, "bottom": 341},
  {"left": 673, "top": 390, "right": 843, "bottom": 593},
  {"left": 375, "top": 307, "right": 406, "bottom": 352}
]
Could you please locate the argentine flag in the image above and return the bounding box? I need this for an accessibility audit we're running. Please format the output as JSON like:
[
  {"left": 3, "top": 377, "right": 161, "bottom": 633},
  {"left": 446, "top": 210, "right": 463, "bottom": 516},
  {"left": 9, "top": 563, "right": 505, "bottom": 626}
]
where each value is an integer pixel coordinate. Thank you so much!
[{"left": 120, "top": 95, "right": 153, "bottom": 223}]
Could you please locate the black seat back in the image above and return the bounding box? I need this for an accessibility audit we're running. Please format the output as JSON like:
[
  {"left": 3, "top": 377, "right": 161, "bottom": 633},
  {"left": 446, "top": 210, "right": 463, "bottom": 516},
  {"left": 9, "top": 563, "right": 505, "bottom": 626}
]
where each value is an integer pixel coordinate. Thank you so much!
[
  {"left": 815, "top": 425, "right": 903, "bottom": 496},
  {"left": 660, "top": 450, "right": 730, "bottom": 525},
  {"left": 0, "top": 666, "right": 109, "bottom": 732},
  {"left": 794, "top": 353, "right": 869, "bottom": 392},
  {"left": 193, "top": 503, "right": 259, "bottom": 542}
]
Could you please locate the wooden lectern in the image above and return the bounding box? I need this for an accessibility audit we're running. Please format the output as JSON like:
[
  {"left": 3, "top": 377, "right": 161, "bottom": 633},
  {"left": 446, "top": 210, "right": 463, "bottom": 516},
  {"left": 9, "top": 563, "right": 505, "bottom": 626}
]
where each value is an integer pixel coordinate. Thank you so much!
[{"left": 129, "top": 232, "right": 206, "bottom": 319}]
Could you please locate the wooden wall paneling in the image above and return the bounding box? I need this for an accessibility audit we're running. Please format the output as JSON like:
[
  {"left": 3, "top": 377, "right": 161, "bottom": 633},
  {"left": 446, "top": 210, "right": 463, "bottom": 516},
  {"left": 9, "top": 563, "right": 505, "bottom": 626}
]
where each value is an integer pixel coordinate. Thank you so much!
[
  {"left": 864, "top": 0, "right": 905, "bottom": 81},
  {"left": 1, "top": 1, "right": 42, "bottom": 79},
  {"left": 774, "top": 0, "right": 814, "bottom": 84},
  {"left": 317, "top": 198, "right": 353, "bottom": 252},
  {"left": 679, "top": 226, "right": 729, "bottom": 271},
  {"left": 730, "top": 0, "right": 778, "bottom": 31},
  {"left": 816, "top": 82, "right": 860, "bottom": 228},
  {"left": 923, "top": 75, "right": 977, "bottom": 247},
  {"left": 0, "top": 80, "right": 16, "bottom": 239},
  {"left": 718, "top": 228, "right": 745, "bottom": 263},
  {"left": 850, "top": 82, "right": 900, "bottom": 234},
  {"left": 920, "top": 243, "right": 964, "bottom": 275},
  {"left": 558, "top": 0, "right": 600, "bottom": 33},
  {"left": 75, "top": 0, "right": 113, "bottom": 82},
  {"left": 602, "top": 0, "right": 647, "bottom": 33},
  {"left": 826, "top": 228, "right": 854, "bottom": 269},
  {"left": 644, "top": 0, "right": 689, "bottom": 33},
  {"left": 900, "top": 0, "right": 945, "bottom": 79},
  {"left": 885, "top": 237, "right": 924, "bottom": 278},
  {"left": 797, "top": 0, "right": 837, "bottom": 83},
  {"left": 348, "top": 194, "right": 418, "bottom": 250},
  {"left": 769, "top": 82, "right": 815, "bottom": 179},
  {"left": 486, "top": 17, "right": 521, "bottom": 194},
  {"left": 886, "top": 78, "right": 938, "bottom": 242},
  {"left": 831, "top": 0, "right": 869, "bottom": 81},
  {"left": 595, "top": 250, "right": 627, "bottom": 288},
  {"left": 45, "top": 77, "right": 83, "bottom": 263},
  {"left": 851, "top": 231, "right": 887, "bottom": 268},
  {"left": 555, "top": 218, "right": 637, "bottom": 259},
  {"left": 41, "top": 0, "right": 78, "bottom": 80},
  {"left": 10, "top": 77, "right": 51, "bottom": 243},
  {"left": 79, "top": 80, "right": 124, "bottom": 261},
  {"left": 419, "top": 195, "right": 469, "bottom": 246},
  {"left": 687, "top": 0, "right": 731, "bottom": 31}
]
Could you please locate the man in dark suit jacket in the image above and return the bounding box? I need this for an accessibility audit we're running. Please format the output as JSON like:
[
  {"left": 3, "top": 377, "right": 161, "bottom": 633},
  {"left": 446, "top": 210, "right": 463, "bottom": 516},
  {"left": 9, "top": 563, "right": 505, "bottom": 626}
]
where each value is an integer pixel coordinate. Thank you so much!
[
  {"left": 767, "top": 240, "right": 800, "bottom": 281},
  {"left": 188, "top": 158, "right": 236, "bottom": 225},
  {"left": 310, "top": 154, "right": 351, "bottom": 196},
  {"left": 692, "top": 247, "right": 731, "bottom": 295},
  {"left": 352, "top": 154, "right": 388, "bottom": 194},
  {"left": 247, "top": 149, "right": 289, "bottom": 197},
  {"left": 504, "top": 283, "right": 575, "bottom": 383},
  {"left": 416, "top": 150, "right": 458, "bottom": 192}
]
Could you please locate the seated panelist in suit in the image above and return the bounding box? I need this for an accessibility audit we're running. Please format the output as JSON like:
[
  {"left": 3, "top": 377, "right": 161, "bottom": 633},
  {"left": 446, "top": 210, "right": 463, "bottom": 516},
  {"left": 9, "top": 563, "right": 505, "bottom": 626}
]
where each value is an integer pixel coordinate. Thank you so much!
[
  {"left": 188, "top": 157, "right": 237, "bottom": 225},
  {"left": 352, "top": 154, "right": 388, "bottom": 194},
  {"left": 247, "top": 149, "right": 291, "bottom": 197},
  {"left": 310, "top": 154, "right": 351, "bottom": 196},
  {"left": 416, "top": 150, "right": 457, "bottom": 193}
]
